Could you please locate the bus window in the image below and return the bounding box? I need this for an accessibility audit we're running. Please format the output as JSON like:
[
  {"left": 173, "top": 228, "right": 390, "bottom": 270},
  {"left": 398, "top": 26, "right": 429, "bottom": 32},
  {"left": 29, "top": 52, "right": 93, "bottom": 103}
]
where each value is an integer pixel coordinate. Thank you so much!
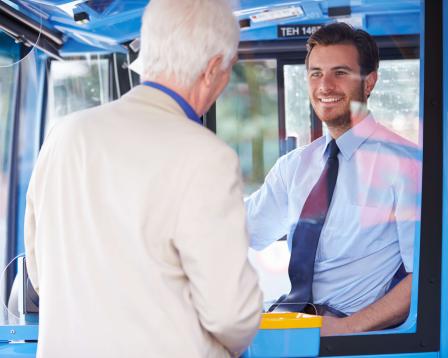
[
  {"left": 0, "top": 34, "right": 18, "bottom": 302},
  {"left": 45, "top": 55, "right": 110, "bottom": 135},
  {"left": 216, "top": 60, "right": 278, "bottom": 195}
]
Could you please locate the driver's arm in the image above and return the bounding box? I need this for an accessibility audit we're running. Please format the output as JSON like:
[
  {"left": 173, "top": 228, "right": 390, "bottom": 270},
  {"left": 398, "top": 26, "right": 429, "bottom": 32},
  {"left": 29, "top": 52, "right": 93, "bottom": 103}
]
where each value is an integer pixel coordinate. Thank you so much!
[{"left": 321, "top": 274, "right": 412, "bottom": 336}]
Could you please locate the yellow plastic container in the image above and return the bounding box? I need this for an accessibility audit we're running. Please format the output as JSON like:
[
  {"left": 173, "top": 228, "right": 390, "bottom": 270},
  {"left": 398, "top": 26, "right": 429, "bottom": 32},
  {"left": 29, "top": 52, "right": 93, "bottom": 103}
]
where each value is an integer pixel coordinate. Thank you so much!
[
  {"left": 259, "top": 312, "right": 322, "bottom": 329},
  {"left": 242, "top": 313, "right": 322, "bottom": 358}
]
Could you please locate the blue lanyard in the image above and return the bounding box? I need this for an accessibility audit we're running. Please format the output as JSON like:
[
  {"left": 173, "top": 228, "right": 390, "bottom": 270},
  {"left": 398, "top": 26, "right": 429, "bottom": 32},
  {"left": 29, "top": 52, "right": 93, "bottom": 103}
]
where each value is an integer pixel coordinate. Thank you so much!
[{"left": 142, "top": 81, "right": 202, "bottom": 125}]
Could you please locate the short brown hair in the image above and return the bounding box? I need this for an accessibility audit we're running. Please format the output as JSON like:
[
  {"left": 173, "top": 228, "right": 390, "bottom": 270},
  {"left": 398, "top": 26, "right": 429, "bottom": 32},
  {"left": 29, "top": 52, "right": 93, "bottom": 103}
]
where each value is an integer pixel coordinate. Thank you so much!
[{"left": 305, "top": 22, "right": 379, "bottom": 76}]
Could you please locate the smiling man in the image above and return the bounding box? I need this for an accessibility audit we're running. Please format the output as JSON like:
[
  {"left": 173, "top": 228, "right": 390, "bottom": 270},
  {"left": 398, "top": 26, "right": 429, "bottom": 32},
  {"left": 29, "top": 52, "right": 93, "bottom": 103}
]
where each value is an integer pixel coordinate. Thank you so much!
[{"left": 246, "top": 22, "right": 421, "bottom": 335}]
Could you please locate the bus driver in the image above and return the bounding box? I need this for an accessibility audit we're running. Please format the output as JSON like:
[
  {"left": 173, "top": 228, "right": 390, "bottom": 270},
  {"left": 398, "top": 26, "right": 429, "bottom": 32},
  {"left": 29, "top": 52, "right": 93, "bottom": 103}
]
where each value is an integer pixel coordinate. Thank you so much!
[{"left": 246, "top": 23, "right": 421, "bottom": 336}]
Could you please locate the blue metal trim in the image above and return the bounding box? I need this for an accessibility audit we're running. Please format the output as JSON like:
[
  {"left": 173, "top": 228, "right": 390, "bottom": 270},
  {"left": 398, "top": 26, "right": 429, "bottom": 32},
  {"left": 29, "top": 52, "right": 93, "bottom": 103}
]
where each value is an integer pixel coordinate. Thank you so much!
[
  {"left": 6, "top": 0, "right": 423, "bottom": 52},
  {"left": 327, "top": 353, "right": 438, "bottom": 358},
  {"left": 328, "top": 0, "right": 350, "bottom": 8},
  {"left": 240, "top": 12, "right": 421, "bottom": 41},
  {"left": 243, "top": 327, "right": 320, "bottom": 357},
  {"left": 59, "top": 39, "right": 121, "bottom": 56},
  {"left": 440, "top": 0, "right": 448, "bottom": 356},
  {"left": 0, "top": 324, "right": 38, "bottom": 342},
  {"left": 0, "top": 342, "right": 37, "bottom": 358}
]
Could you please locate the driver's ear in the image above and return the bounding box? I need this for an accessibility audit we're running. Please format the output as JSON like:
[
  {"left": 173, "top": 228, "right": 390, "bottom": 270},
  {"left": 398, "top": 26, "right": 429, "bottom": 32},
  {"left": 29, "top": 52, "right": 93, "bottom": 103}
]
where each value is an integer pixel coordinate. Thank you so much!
[{"left": 364, "top": 71, "right": 378, "bottom": 98}]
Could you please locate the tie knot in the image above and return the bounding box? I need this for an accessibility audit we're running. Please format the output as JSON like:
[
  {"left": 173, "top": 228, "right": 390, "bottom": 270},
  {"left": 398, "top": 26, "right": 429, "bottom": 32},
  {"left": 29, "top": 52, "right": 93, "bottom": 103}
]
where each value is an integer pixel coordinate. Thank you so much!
[{"left": 328, "top": 139, "right": 339, "bottom": 159}]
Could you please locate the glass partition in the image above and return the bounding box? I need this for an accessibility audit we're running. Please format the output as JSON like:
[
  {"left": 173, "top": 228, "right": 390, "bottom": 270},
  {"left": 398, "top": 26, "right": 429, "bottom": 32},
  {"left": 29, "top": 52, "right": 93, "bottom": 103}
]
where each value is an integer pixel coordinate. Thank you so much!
[
  {"left": 46, "top": 55, "right": 110, "bottom": 136},
  {"left": 250, "top": 56, "right": 422, "bottom": 315},
  {"left": 216, "top": 60, "right": 279, "bottom": 195},
  {"left": 223, "top": 12, "right": 427, "bottom": 350}
]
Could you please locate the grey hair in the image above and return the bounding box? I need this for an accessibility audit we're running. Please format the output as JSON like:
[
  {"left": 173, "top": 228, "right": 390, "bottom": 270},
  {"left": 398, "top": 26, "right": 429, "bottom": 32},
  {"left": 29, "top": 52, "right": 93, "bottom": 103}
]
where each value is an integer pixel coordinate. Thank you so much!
[{"left": 140, "top": 0, "right": 240, "bottom": 88}]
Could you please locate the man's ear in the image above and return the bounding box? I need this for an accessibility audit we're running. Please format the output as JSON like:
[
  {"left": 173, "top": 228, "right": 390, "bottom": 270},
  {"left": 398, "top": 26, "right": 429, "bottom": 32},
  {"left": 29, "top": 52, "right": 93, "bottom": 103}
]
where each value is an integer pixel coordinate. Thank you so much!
[
  {"left": 364, "top": 71, "right": 378, "bottom": 98},
  {"left": 203, "top": 55, "right": 224, "bottom": 87}
]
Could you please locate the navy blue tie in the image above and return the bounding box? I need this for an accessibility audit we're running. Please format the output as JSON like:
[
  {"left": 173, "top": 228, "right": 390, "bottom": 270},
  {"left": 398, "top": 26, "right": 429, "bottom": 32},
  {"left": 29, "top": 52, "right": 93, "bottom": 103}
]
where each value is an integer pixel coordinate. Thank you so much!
[{"left": 272, "top": 139, "right": 340, "bottom": 312}]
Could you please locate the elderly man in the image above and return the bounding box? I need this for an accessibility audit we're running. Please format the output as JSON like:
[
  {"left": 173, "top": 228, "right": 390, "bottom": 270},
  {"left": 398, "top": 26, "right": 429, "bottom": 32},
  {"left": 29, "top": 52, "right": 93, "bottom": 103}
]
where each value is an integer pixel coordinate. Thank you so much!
[
  {"left": 24, "top": 0, "right": 262, "bottom": 357},
  {"left": 246, "top": 23, "right": 420, "bottom": 335}
]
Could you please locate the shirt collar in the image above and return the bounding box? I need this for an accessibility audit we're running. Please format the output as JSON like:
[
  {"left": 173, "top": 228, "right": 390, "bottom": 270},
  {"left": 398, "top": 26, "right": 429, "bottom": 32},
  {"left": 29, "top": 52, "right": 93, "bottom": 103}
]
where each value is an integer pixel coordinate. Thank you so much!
[
  {"left": 323, "top": 113, "right": 378, "bottom": 161},
  {"left": 141, "top": 81, "right": 202, "bottom": 125}
]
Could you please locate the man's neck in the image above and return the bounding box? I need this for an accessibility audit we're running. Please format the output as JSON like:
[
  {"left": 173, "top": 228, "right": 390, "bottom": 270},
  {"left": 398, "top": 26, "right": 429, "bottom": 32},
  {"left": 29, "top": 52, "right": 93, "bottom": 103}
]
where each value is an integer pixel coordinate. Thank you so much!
[
  {"left": 328, "top": 124, "right": 352, "bottom": 139},
  {"left": 328, "top": 107, "right": 370, "bottom": 139},
  {"left": 149, "top": 77, "right": 187, "bottom": 99},
  {"left": 147, "top": 77, "right": 201, "bottom": 115}
]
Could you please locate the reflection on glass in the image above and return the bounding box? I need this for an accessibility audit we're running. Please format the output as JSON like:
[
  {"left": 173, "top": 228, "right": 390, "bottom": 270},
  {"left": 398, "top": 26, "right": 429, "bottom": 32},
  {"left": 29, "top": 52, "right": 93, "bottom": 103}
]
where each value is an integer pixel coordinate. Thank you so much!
[
  {"left": 216, "top": 60, "right": 278, "bottom": 195},
  {"left": 284, "top": 64, "right": 311, "bottom": 147},
  {"left": 369, "top": 59, "right": 420, "bottom": 145},
  {"left": 46, "top": 55, "right": 110, "bottom": 135},
  {"left": 248, "top": 243, "right": 290, "bottom": 303},
  {"left": 0, "top": 55, "right": 15, "bottom": 297},
  {"left": 0, "top": 53, "right": 15, "bottom": 301}
]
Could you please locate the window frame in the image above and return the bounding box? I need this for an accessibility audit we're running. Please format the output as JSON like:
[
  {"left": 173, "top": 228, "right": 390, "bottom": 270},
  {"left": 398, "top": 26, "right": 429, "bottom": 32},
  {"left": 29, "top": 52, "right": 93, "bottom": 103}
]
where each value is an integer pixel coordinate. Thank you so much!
[{"left": 0, "top": 41, "right": 21, "bottom": 304}]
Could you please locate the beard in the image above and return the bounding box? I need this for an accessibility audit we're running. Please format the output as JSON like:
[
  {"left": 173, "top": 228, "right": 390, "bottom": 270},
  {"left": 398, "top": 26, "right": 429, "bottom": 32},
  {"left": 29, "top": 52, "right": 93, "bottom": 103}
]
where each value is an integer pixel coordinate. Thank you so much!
[
  {"left": 323, "top": 110, "right": 352, "bottom": 130},
  {"left": 314, "top": 80, "right": 366, "bottom": 132}
]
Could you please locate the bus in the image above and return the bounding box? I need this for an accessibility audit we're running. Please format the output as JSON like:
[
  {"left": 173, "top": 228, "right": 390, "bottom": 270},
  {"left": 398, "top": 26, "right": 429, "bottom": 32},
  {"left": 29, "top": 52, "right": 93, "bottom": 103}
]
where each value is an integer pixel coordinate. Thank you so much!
[{"left": 0, "top": 0, "right": 446, "bottom": 357}]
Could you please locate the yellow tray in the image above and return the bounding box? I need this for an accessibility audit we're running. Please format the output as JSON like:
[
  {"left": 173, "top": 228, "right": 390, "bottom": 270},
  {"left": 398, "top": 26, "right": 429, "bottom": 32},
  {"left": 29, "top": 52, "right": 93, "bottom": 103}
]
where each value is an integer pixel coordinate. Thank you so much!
[{"left": 259, "top": 312, "right": 322, "bottom": 330}]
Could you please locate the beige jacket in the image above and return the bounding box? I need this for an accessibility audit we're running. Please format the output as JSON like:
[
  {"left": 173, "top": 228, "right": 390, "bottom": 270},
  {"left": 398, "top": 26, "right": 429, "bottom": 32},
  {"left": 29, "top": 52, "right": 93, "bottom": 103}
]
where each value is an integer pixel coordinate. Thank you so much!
[{"left": 24, "top": 85, "right": 263, "bottom": 358}]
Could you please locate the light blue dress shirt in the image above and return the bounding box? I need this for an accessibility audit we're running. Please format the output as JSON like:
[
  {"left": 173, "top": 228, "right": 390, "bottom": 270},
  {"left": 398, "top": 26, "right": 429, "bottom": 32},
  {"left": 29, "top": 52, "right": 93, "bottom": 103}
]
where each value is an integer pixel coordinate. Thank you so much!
[{"left": 246, "top": 115, "right": 421, "bottom": 315}]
